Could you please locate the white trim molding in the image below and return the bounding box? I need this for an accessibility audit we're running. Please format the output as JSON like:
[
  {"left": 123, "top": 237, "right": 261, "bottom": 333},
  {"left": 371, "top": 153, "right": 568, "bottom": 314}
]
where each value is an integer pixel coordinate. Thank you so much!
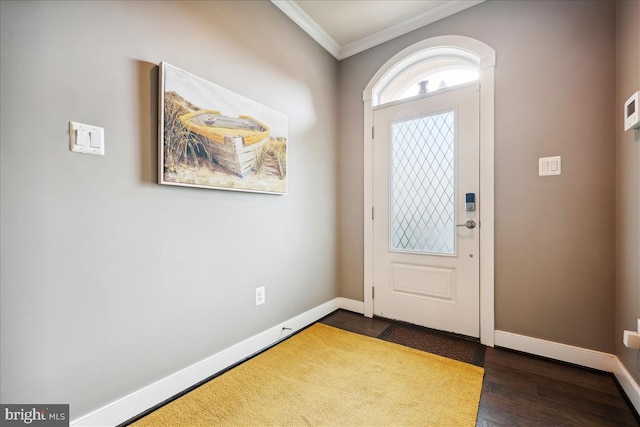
[
  {"left": 614, "top": 358, "right": 640, "bottom": 415},
  {"left": 71, "top": 299, "right": 344, "bottom": 427},
  {"left": 70, "top": 300, "right": 639, "bottom": 426},
  {"left": 363, "top": 36, "right": 496, "bottom": 346},
  {"left": 270, "top": 0, "right": 340, "bottom": 58},
  {"left": 495, "top": 330, "right": 640, "bottom": 415},
  {"left": 336, "top": 297, "right": 365, "bottom": 314},
  {"left": 338, "top": 1, "right": 485, "bottom": 60},
  {"left": 270, "top": 1, "right": 485, "bottom": 60},
  {"left": 494, "top": 330, "right": 616, "bottom": 371}
]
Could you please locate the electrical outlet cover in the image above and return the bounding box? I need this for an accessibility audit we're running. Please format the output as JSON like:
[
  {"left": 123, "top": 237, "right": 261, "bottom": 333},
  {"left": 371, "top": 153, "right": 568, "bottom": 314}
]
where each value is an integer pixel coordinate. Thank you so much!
[{"left": 255, "top": 286, "right": 265, "bottom": 306}]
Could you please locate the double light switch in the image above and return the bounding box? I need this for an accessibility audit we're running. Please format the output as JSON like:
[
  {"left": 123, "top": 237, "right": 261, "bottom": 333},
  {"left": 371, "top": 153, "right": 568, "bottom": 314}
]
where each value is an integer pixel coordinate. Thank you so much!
[
  {"left": 69, "top": 121, "right": 104, "bottom": 155},
  {"left": 539, "top": 156, "right": 561, "bottom": 176}
]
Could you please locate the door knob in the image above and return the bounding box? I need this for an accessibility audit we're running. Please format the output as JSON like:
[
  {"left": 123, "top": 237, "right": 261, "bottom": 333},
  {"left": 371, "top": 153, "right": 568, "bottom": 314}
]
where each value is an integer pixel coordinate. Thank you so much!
[{"left": 456, "top": 220, "right": 476, "bottom": 229}]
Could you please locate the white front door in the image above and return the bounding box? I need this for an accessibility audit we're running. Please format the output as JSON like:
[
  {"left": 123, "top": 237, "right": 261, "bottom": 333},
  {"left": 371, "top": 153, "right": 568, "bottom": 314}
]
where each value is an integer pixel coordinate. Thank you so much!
[{"left": 372, "top": 84, "right": 480, "bottom": 337}]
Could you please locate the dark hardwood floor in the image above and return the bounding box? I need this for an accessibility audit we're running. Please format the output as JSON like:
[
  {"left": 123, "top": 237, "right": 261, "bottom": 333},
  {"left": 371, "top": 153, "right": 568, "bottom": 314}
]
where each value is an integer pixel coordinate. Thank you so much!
[{"left": 320, "top": 310, "right": 640, "bottom": 427}]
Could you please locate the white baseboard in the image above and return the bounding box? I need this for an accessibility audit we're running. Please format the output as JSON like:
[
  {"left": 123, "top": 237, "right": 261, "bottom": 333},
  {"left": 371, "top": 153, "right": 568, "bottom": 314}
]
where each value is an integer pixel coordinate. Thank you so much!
[
  {"left": 336, "top": 297, "right": 364, "bottom": 314},
  {"left": 71, "top": 298, "right": 342, "bottom": 426},
  {"left": 71, "top": 307, "right": 639, "bottom": 426},
  {"left": 495, "top": 330, "right": 640, "bottom": 415},
  {"left": 494, "top": 330, "right": 615, "bottom": 371},
  {"left": 614, "top": 357, "right": 640, "bottom": 415}
]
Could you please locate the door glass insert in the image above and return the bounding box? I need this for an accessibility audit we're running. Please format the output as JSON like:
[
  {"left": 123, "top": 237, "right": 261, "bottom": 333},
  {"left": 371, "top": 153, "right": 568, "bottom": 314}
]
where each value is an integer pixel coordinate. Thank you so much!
[{"left": 390, "top": 110, "right": 455, "bottom": 255}]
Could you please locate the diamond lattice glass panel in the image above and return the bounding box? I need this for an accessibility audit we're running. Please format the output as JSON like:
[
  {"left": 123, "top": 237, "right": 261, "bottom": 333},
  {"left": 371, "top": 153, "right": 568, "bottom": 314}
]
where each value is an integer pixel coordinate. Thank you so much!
[{"left": 390, "top": 110, "right": 455, "bottom": 255}]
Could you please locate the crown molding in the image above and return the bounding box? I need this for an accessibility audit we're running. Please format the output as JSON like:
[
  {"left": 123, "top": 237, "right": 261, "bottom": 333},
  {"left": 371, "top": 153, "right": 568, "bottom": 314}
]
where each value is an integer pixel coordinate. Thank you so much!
[
  {"left": 271, "top": 0, "right": 485, "bottom": 60},
  {"left": 339, "top": 0, "right": 485, "bottom": 59},
  {"left": 271, "top": 0, "right": 341, "bottom": 58}
]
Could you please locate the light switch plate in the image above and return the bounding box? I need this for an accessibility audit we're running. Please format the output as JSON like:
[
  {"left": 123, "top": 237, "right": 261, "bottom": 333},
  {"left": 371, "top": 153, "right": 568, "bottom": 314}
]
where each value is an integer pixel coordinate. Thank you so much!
[
  {"left": 69, "top": 121, "right": 104, "bottom": 155},
  {"left": 539, "top": 156, "right": 561, "bottom": 176}
]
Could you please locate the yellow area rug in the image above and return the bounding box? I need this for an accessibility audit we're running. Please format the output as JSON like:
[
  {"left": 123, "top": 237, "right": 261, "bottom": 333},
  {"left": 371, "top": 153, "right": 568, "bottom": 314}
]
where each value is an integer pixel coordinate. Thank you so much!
[{"left": 131, "top": 323, "right": 484, "bottom": 426}]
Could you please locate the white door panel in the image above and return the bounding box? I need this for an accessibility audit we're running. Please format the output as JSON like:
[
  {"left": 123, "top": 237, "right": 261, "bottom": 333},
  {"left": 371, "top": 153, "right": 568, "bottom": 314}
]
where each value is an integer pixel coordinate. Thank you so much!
[{"left": 373, "top": 85, "right": 480, "bottom": 337}]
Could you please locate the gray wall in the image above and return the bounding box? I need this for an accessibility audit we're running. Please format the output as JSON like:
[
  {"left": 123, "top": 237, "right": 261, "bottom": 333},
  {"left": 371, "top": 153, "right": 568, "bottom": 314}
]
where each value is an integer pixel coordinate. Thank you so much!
[
  {"left": 2, "top": 0, "right": 635, "bottom": 420},
  {"left": 0, "top": 0, "right": 338, "bottom": 419},
  {"left": 615, "top": 0, "right": 640, "bottom": 384},
  {"left": 338, "top": 0, "right": 616, "bottom": 352}
]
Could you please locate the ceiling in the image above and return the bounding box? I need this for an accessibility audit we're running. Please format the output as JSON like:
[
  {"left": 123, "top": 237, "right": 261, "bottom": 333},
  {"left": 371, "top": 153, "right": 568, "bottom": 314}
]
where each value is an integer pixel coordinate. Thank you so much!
[{"left": 271, "top": 0, "right": 484, "bottom": 60}]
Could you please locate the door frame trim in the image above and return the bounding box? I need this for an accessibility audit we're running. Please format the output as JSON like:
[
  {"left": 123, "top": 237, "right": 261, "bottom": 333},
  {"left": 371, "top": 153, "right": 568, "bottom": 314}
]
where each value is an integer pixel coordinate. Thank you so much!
[{"left": 362, "top": 35, "right": 496, "bottom": 346}]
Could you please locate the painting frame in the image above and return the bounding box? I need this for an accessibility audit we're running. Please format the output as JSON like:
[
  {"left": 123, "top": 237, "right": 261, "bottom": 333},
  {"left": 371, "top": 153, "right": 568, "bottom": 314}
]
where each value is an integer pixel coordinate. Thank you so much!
[{"left": 158, "top": 62, "right": 288, "bottom": 195}]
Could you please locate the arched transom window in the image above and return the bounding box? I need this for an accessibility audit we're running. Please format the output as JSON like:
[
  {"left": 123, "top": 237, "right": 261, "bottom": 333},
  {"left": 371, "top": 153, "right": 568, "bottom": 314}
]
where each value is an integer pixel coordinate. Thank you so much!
[{"left": 373, "top": 47, "right": 480, "bottom": 106}]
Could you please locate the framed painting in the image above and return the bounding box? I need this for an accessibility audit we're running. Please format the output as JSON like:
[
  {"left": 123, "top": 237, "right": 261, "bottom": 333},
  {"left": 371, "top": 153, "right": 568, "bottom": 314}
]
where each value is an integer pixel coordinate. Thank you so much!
[{"left": 158, "top": 62, "right": 288, "bottom": 194}]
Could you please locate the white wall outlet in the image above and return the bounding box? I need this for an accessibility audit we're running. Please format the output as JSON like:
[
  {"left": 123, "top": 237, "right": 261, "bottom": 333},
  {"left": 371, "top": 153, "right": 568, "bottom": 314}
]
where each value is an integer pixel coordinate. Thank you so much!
[
  {"left": 637, "top": 318, "right": 640, "bottom": 333},
  {"left": 255, "top": 286, "right": 265, "bottom": 306}
]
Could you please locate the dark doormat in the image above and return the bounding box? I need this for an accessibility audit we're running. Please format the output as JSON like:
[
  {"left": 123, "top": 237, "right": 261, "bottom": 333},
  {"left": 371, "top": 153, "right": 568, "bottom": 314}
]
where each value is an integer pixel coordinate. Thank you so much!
[{"left": 377, "top": 323, "right": 486, "bottom": 367}]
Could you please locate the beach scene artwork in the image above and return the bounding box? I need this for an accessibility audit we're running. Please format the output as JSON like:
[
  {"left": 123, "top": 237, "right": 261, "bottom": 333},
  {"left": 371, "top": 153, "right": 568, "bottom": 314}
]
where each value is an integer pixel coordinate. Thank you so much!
[{"left": 159, "top": 62, "right": 288, "bottom": 194}]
